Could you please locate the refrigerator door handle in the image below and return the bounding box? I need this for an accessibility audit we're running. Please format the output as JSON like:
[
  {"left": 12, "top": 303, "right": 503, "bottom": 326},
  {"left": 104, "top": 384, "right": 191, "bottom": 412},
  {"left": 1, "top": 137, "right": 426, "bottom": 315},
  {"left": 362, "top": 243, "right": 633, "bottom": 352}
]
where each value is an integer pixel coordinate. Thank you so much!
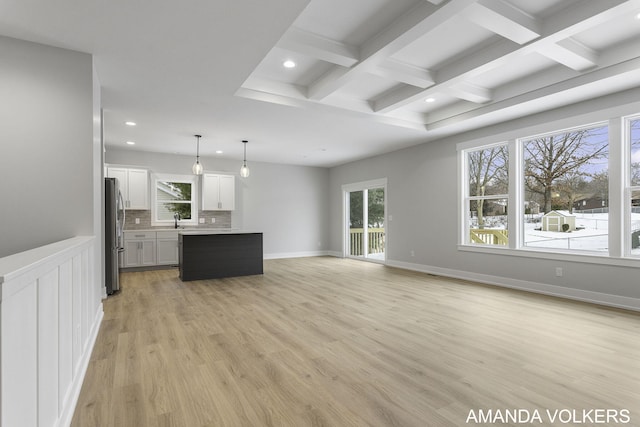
[{"left": 118, "top": 190, "right": 126, "bottom": 229}]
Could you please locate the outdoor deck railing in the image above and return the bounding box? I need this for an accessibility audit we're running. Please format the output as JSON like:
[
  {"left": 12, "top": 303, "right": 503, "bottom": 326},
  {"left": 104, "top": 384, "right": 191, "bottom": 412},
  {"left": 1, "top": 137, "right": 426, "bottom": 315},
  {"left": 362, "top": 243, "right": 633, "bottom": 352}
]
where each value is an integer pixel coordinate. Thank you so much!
[
  {"left": 470, "top": 228, "right": 509, "bottom": 245},
  {"left": 350, "top": 228, "right": 385, "bottom": 256}
]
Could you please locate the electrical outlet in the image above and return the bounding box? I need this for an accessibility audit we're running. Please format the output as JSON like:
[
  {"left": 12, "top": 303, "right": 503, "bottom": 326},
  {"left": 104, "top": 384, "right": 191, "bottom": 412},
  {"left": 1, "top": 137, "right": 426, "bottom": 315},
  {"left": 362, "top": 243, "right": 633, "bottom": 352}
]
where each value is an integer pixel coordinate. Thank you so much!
[
  {"left": 135, "top": 218, "right": 140, "bottom": 224},
  {"left": 211, "top": 217, "right": 216, "bottom": 223},
  {"left": 410, "top": 250, "right": 415, "bottom": 257},
  {"left": 555, "top": 267, "right": 563, "bottom": 277},
  {"left": 199, "top": 218, "right": 205, "bottom": 224}
]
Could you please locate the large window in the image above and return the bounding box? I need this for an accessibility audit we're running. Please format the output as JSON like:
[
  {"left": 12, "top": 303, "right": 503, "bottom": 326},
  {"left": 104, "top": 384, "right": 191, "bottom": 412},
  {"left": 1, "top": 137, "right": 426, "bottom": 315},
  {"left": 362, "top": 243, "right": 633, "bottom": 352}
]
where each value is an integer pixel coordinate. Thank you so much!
[
  {"left": 466, "top": 144, "right": 509, "bottom": 246},
  {"left": 152, "top": 174, "right": 198, "bottom": 226},
  {"left": 457, "top": 115, "right": 640, "bottom": 260},
  {"left": 523, "top": 124, "right": 608, "bottom": 251}
]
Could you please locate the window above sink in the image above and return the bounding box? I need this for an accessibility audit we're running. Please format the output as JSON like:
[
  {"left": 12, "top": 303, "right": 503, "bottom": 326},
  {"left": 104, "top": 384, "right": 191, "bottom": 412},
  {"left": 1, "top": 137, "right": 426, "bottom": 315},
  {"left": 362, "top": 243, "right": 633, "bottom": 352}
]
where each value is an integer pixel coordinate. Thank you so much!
[{"left": 151, "top": 173, "right": 199, "bottom": 227}]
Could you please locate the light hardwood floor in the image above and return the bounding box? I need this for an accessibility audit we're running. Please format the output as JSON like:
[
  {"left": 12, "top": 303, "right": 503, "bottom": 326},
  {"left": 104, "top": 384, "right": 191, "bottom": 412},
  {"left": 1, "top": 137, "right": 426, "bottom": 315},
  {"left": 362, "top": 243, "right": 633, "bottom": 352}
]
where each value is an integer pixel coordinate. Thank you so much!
[{"left": 71, "top": 257, "right": 640, "bottom": 426}]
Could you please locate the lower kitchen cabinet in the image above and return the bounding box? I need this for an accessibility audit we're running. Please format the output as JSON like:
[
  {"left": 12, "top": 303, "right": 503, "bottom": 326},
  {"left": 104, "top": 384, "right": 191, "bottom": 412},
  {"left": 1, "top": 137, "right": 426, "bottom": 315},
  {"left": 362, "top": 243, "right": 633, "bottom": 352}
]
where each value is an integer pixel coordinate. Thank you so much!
[
  {"left": 156, "top": 231, "right": 179, "bottom": 265},
  {"left": 123, "top": 232, "right": 157, "bottom": 267}
]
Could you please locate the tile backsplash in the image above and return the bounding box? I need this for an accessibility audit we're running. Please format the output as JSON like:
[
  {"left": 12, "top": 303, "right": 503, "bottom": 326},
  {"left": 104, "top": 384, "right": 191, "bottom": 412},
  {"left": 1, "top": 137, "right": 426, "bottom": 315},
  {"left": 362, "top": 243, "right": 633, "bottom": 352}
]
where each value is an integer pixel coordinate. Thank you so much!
[{"left": 124, "top": 210, "right": 231, "bottom": 230}]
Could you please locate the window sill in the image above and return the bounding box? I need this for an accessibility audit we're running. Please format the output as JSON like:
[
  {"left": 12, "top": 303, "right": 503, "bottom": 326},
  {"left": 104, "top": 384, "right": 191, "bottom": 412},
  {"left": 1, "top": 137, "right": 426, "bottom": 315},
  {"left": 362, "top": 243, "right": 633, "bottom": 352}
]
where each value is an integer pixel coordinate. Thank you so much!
[
  {"left": 152, "top": 221, "right": 198, "bottom": 227},
  {"left": 457, "top": 244, "right": 640, "bottom": 268}
]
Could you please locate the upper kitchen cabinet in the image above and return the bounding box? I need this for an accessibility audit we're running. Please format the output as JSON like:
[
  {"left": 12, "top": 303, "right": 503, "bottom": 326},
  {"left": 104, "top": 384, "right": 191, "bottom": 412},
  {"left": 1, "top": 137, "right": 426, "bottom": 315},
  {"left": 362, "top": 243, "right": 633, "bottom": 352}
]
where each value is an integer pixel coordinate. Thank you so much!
[
  {"left": 202, "top": 173, "right": 235, "bottom": 211},
  {"left": 107, "top": 167, "right": 149, "bottom": 210}
]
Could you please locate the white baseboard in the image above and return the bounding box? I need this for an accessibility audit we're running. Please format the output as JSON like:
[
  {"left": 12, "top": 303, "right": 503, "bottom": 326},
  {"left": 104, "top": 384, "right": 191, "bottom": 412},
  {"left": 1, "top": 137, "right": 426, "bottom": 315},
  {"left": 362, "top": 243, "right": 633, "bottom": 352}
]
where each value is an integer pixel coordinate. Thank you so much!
[
  {"left": 264, "top": 250, "right": 330, "bottom": 260},
  {"left": 386, "top": 259, "right": 640, "bottom": 312},
  {"left": 59, "top": 303, "right": 104, "bottom": 427}
]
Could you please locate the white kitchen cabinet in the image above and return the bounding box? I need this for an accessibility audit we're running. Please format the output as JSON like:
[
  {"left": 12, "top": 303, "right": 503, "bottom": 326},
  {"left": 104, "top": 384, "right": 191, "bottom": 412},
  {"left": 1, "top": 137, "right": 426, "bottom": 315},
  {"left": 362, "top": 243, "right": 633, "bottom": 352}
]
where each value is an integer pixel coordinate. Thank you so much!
[
  {"left": 202, "top": 173, "right": 235, "bottom": 211},
  {"left": 123, "top": 232, "right": 156, "bottom": 267},
  {"left": 107, "top": 167, "right": 149, "bottom": 210},
  {"left": 156, "top": 231, "right": 179, "bottom": 265}
]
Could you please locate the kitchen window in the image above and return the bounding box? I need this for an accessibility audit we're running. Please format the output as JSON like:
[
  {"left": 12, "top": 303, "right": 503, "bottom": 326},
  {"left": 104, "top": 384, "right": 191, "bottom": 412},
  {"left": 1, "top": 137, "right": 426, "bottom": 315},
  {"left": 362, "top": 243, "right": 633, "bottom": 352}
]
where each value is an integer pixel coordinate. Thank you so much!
[{"left": 152, "top": 174, "right": 198, "bottom": 226}]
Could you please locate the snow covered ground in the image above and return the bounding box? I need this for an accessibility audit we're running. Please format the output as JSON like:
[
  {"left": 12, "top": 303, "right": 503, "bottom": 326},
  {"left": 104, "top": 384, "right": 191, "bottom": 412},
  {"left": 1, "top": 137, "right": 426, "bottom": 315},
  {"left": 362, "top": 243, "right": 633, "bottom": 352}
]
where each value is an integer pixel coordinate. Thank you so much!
[
  {"left": 475, "top": 212, "right": 640, "bottom": 255},
  {"left": 524, "top": 213, "right": 608, "bottom": 251},
  {"left": 526, "top": 212, "right": 640, "bottom": 254}
]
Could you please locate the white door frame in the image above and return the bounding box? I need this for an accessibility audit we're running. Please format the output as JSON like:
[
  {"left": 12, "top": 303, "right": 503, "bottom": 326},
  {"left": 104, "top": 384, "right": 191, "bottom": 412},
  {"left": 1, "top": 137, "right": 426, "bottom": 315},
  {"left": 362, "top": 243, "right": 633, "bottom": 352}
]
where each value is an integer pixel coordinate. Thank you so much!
[{"left": 341, "top": 178, "right": 388, "bottom": 263}]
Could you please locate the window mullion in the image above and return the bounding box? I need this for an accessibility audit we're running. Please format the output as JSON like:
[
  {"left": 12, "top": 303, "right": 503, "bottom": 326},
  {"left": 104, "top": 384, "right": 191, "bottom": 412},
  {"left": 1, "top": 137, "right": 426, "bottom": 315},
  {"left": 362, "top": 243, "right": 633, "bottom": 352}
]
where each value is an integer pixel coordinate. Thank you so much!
[
  {"left": 609, "top": 117, "right": 623, "bottom": 257},
  {"left": 508, "top": 139, "right": 520, "bottom": 250}
]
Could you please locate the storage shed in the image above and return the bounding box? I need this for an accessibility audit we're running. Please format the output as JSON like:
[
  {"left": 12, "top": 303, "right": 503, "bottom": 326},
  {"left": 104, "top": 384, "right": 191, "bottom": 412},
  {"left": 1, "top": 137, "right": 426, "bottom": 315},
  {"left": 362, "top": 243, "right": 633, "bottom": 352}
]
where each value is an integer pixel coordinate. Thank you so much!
[{"left": 542, "top": 210, "right": 576, "bottom": 232}]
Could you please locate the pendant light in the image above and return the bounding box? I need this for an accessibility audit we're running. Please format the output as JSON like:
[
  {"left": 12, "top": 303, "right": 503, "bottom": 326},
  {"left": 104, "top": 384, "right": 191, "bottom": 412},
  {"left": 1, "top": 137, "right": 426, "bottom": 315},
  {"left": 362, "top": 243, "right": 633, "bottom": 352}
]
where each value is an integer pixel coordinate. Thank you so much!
[
  {"left": 192, "top": 134, "right": 204, "bottom": 175},
  {"left": 240, "top": 140, "right": 250, "bottom": 178}
]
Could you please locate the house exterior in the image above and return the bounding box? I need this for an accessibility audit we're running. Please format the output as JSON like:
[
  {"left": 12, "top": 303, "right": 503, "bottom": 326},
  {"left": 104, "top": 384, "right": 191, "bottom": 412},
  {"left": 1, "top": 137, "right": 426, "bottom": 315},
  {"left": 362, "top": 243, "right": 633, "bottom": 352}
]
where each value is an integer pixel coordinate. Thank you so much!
[{"left": 573, "top": 196, "right": 608, "bottom": 212}]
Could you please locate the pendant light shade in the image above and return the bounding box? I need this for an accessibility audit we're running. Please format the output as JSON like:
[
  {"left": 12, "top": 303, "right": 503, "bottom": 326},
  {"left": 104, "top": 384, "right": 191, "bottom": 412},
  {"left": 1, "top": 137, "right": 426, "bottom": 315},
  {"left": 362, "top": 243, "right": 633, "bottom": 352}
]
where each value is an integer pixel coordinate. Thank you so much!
[
  {"left": 192, "top": 134, "right": 204, "bottom": 175},
  {"left": 240, "top": 140, "right": 250, "bottom": 178}
]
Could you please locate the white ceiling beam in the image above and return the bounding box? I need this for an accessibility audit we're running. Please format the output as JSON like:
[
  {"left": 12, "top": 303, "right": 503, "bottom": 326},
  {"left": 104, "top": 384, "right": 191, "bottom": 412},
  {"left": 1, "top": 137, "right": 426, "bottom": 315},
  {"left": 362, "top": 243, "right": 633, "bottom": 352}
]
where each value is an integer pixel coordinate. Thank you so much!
[
  {"left": 375, "top": 40, "right": 514, "bottom": 113},
  {"left": 448, "top": 82, "right": 493, "bottom": 103},
  {"left": 459, "top": 0, "right": 540, "bottom": 44},
  {"left": 369, "top": 59, "right": 434, "bottom": 88},
  {"left": 235, "top": 86, "right": 426, "bottom": 131},
  {"left": 241, "top": 77, "right": 308, "bottom": 100},
  {"left": 427, "top": 36, "right": 640, "bottom": 123},
  {"left": 307, "top": 0, "right": 477, "bottom": 100},
  {"left": 426, "top": 55, "right": 640, "bottom": 131},
  {"left": 373, "top": 0, "right": 637, "bottom": 113},
  {"left": 536, "top": 38, "right": 598, "bottom": 71},
  {"left": 235, "top": 87, "right": 308, "bottom": 109},
  {"left": 373, "top": 85, "right": 426, "bottom": 112},
  {"left": 278, "top": 27, "right": 359, "bottom": 67}
]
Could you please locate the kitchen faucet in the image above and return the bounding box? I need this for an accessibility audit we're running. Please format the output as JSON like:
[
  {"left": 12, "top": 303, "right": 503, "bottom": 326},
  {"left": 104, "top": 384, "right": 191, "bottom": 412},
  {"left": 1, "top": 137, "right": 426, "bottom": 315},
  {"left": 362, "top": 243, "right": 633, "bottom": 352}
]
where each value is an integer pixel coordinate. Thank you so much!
[{"left": 174, "top": 212, "right": 181, "bottom": 229}]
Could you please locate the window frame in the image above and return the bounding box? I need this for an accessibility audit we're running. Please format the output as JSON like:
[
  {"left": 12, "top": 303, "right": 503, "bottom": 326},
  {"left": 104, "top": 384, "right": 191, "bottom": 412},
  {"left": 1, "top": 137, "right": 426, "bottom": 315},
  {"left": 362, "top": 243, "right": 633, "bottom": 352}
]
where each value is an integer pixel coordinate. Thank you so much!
[
  {"left": 151, "top": 173, "right": 199, "bottom": 227},
  {"left": 625, "top": 115, "right": 640, "bottom": 257},
  {"left": 457, "top": 115, "right": 640, "bottom": 267},
  {"left": 519, "top": 122, "right": 609, "bottom": 254},
  {"left": 463, "top": 142, "right": 510, "bottom": 247}
]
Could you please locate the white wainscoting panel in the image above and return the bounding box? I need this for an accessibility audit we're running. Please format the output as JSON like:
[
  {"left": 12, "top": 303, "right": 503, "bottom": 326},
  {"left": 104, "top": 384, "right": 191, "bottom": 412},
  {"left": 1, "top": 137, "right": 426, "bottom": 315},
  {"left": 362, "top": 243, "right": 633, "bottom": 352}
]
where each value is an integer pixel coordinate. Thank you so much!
[{"left": 0, "top": 236, "right": 104, "bottom": 427}]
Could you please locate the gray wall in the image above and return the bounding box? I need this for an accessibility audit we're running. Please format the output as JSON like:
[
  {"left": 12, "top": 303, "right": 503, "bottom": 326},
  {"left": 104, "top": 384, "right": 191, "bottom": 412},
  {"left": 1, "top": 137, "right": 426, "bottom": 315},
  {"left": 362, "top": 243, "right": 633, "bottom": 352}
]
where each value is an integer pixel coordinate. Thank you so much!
[
  {"left": 105, "top": 149, "right": 330, "bottom": 257},
  {"left": 329, "top": 89, "right": 640, "bottom": 307},
  {"left": 0, "top": 36, "right": 96, "bottom": 258}
]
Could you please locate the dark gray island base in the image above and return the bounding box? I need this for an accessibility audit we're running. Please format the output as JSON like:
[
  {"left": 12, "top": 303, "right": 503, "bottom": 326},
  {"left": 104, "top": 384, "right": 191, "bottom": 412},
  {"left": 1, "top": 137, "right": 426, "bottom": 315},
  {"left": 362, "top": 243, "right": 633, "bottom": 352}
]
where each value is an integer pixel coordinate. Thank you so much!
[{"left": 179, "top": 231, "right": 263, "bottom": 281}]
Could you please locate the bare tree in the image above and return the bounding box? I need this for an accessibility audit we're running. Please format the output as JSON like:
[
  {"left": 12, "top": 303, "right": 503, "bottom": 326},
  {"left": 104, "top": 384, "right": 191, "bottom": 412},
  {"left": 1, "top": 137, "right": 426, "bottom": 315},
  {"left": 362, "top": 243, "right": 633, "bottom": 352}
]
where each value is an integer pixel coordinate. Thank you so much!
[
  {"left": 556, "top": 170, "right": 588, "bottom": 213},
  {"left": 524, "top": 127, "right": 608, "bottom": 213},
  {"left": 632, "top": 163, "right": 640, "bottom": 186},
  {"left": 468, "top": 146, "right": 508, "bottom": 228}
]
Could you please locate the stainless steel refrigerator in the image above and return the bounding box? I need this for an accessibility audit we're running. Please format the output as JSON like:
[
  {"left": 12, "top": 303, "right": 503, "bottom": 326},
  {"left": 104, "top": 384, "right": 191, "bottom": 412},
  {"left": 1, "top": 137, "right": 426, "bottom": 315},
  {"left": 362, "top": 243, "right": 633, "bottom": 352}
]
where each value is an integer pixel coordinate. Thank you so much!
[{"left": 105, "top": 177, "right": 125, "bottom": 294}]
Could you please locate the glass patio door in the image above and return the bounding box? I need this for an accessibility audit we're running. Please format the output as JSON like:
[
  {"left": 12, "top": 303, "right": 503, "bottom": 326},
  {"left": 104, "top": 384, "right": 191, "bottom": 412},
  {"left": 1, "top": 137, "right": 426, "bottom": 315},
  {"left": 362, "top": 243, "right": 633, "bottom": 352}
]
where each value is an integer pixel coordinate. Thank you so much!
[{"left": 346, "top": 185, "right": 386, "bottom": 261}]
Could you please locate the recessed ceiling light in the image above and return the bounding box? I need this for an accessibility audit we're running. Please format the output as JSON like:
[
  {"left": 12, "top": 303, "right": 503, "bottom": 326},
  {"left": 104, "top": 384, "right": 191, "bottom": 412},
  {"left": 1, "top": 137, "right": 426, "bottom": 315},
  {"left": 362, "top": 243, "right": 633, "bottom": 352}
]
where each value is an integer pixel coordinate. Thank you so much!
[
  {"left": 125, "top": 121, "right": 136, "bottom": 126},
  {"left": 425, "top": 97, "right": 435, "bottom": 103},
  {"left": 636, "top": 12, "right": 640, "bottom": 19},
  {"left": 216, "top": 150, "right": 223, "bottom": 154},
  {"left": 283, "top": 60, "right": 296, "bottom": 68},
  {"left": 126, "top": 141, "right": 136, "bottom": 145}
]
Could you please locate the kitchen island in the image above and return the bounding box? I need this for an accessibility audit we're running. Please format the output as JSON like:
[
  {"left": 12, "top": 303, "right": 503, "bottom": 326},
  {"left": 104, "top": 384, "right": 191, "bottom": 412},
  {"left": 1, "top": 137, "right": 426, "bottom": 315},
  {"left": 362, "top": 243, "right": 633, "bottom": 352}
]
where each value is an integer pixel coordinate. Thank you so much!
[{"left": 178, "top": 230, "right": 263, "bottom": 281}]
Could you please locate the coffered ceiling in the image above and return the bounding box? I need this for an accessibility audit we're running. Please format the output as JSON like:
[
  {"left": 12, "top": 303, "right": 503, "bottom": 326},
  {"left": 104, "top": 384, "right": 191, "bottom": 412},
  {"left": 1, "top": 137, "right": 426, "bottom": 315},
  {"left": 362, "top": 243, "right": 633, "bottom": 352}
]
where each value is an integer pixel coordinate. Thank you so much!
[{"left": 2, "top": 0, "right": 640, "bottom": 167}]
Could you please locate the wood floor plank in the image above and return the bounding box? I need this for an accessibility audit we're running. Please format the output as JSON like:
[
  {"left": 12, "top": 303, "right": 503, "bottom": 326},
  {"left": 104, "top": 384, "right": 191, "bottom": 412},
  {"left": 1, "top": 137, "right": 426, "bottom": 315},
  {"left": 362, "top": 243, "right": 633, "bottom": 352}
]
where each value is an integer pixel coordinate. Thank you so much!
[{"left": 71, "top": 257, "right": 640, "bottom": 426}]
